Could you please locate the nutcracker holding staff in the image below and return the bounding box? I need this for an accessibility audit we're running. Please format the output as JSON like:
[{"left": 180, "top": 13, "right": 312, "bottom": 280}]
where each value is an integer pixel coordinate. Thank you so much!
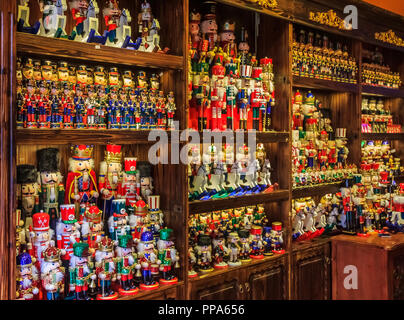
[{"left": 115, "top": 234, "right": 139, "bottom": 295}]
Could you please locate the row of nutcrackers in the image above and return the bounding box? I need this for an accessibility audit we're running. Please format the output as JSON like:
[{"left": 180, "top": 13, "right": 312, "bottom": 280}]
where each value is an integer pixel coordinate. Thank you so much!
[
  {"left": 188, "top": 205, "right": 284, "bottom": 277},
  {"left": 16, "top": 144, "right": 180, "bottom": 300},
  {"left": 17, "top": 57, "right": 176, "bottom": 130},
  {"left": 18, "top": 0, "right": 164, "bottom": 53},
  {"left": 188, "top": 1, "right": 275, "bottom": 131}
]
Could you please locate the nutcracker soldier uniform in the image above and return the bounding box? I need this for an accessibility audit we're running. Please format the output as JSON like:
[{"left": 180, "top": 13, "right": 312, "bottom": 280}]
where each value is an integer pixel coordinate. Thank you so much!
[
  {"left": 121, "top": 157, "right": 140, "bottom": 206},
  {"left": 238, "top": 229, "right": 251, "bottom": 262},
  {"left": 157, "top": 228, "right": 179, "bottom": 285},
  {"left": 81, "top": 205, "right": 104, "bottom": 251},
  {"left": 37, "top": 148, "right": 65, "bottom": 233},
  {"left": 137, "top": 231, "right": 160, "bottom": 290},
  {"left": 69, "top": 242, "right": 96, "bottom": 300},
  {"left": 102, "top": 0, "right": 121, "bottom": 44},
  {"left": 28, "top": 211, "right": 53, "bottom": 268},
  {"left": 99, "top": 144, "right": 123, "bottom": 219},
  {"left": 194, "top": 234, "right": 213, "bottom": 273},
  {"left": 138, "top": 161, "right": 154, "bottom": 201},
  {"left": 271, "top": 222, "right": 285, "bottom": 254},
  {"left": 249, "top": 225, "right": 264, "bottom": 259},
  {"left": 108, "top": 199, "right": 130, "bottom": 242},
  {"left": 147, "top": 195, "right": 163, "bottom": 239},
  {"left": 40, "top": 244, "right": 65, "bottom": 300},
  {"left": 16, "top": 252, "right": 40, "bottom": 300},
  {"left": 65, "top": 145, "right": 99, "bottom": 222},
  {"left": 115, "top": 234, "right": 140, "bottom": 295},
  {"left": 94, "top": 237, "right": 118, "bottom": 300},
  {"left": 129, "top": 199, "right": 149, "bottom": 242},
  {"left": 262, "top": 226, "right": 273, "bottom": 256}
]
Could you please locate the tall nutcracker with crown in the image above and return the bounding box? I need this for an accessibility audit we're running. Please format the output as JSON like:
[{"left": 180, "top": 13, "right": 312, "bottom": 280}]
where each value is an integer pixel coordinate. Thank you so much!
[
  {"left": 115, "top": 235, "right": 139, "bottom": 295},
  {"left": 99, "top": 144, "right": 123, "bottom": 219},
  {"left": 65, "top": 145, "right": 99, "bottom": 222},
  {"left": 40, "top": 244, "right": 65, "bottom": 300},
  {"left": 16, "top": 252, "right": 40, "bottom": 300}
]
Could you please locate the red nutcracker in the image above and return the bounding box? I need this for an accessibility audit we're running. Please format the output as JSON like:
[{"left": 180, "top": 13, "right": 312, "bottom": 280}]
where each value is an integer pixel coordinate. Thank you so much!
[
  {"left": 81, "top": 205, "right": 104, "bottom": 251},
  {"left": 27, "top": 211, "right": 52, "bottom": 268},
  {"left": 121, "top": 157, "right": 140, "bottom": 206}
]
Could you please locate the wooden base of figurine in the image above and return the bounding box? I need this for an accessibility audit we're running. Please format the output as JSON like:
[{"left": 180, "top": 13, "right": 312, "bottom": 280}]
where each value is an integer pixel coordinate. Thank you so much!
[
  {"left": 140, "top": 282, "right": 159, "bottom": 291},
  {"left": 199, "top": 267, "right": 214, "bottom": 274},
  {"left": 96, "top": 292, "right": 119, "bottom": 300},
  {"left": 357, "top": 232, "right": 370, "bottom": 238},
  {"left": 272, "top": 249, "right": 285, "bottom": 254},
  {"left": 118, "top": 287, "right": 139, "bottom": 296},
  {"left": 214, "top": 263, "right": 228, "bottom": 269},
  {"left": 188, "top": 271, "right": 198, "bottom": 278},
  {"left": 250, "top": 254, "right": 264, "bottom": 260},
  {"left": 160, "top": 277, "right": 178, "bottom": 285},
  {"left": 241, "top": 258, "right": 251, "bottom": 263},
  {"left": 228, "top": 261, "right": 242, "bottom": 267},
  {"left": 264, "top": 251, "right": 274, "bottom": 256}
]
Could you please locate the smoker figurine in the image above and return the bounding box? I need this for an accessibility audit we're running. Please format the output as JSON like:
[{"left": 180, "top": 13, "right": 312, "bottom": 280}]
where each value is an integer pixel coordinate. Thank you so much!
[{"left": 115, "top": 235, "right": 140, "bottom": 295}]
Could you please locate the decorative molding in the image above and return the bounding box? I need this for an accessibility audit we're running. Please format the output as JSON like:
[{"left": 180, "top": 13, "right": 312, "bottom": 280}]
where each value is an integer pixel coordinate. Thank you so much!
[
  {"left": 375, "top": 30, "right": 404, "bottom": 48},
  {"left": 244, "top": 0, "right": 277, "bottom": 9},
  {"left": 309, "top": 9, "right": 352, "bottom": 31}
]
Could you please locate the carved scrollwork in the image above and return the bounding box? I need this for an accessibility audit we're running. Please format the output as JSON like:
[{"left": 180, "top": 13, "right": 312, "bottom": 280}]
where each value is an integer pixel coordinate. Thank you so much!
[
  {"left": 375, "top": 30, "right": 404, "bottom": 48},
  {"left": 309, "top": 10, "right": 352, "bottom": 31},
  {"left": 244, "top": 0, "right": 278, "bottom": 9}
]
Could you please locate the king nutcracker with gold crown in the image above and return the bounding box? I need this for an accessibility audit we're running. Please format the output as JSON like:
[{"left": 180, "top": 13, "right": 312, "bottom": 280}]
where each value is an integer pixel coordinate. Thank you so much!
[
  {"left": 65, "top": 144, "right": 99, "bottom": 223},
  {"left": 40, "top": 243, "right": 65, "bottom": 300},
  {"left": 81, "top": 205, "right": 104, "bottom": 252},
  {"left": 16, "top": 252, "right": 40, "bottom": 300},
  {"left": 99, "top": 144, "right": 123, "bottom": 220}
]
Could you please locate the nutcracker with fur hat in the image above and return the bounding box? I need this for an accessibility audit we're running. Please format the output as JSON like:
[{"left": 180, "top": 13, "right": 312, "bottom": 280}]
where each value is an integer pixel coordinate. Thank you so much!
[
  {"left": 335, "top": 128, "right": 349, "bottom": 168},
  {"left": 65, "top": 145, "right": 99, "bottom": 222},
  {"left": 211, "top": 231, "right": 229, "bottom": 269},
  {"left": 115, "top": 234, "right": 140, "bottom": 295},
  {"left": 40, "top": 242, "right": 65, "bottom": 300},
  {"left": 147, "top": 195, "right": 164, "bottom": 238},
  {"left": 249, "top": 225, "right": 264, "bottom": 259},
  {"left": 120, "top": 157, "right": 140, "bottom": 206},
  {"left": 157, "top": 228, "right": 179, "bottom": 285},
  {"left": 37, "top": 148, "right": 65, "bottom": 233},
  {"left": 271, "top": 222, "right": 285, "bottom": 254},
  {"left": 27, "top": 211, "right": 54, "bottom": 268},
  {"left": 94, "top": 237, "right": 118, "bottom": 300},
  {"left": 108, "top": 199, "right": 130, "bottom": 242},
  {"left": 17, "top": 164, "right": 40, "bottom": 232},
  {"left": 128, "top": 199, "right": 149, "bottom": 242},
  {"left": 137, "top": 161, "right": 154, "bottom": 201},
  {"left": 137, "top": 231, "right": 160, "bottom": 290},
  {"left": 16, "top": 252, "right": 40, "bottom": 300},
  {"left": 68, "top": 0, "right": 89, "bottom": 41},
  {"left": 81, "top": 205, "right": 104, "bottom": 251},
  {"left": 68, "top": 242, "right": 96, "bottom": 300},
  {"left": 194, "top": 234, "right": 213, "bottom": 273},
  {"left": 227, "top": 232, "right": 241, "bottom": 267},
  {"left": 99, "top": 144, "right": 123, "bottom": 220},
  {"left": 238, "top": 229, "right": 251, "bottom": 262}
]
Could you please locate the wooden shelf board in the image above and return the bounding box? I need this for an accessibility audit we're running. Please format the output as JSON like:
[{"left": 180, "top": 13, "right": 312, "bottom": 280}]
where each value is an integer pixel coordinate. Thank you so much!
[
  {"left": 188, "top": 189, "right": 289, "bottom": 214},
  {"left": 188, "top": 252, "right": 287, "bottom": 283},
  {"left": 15, "top": 129, "right": 177, "bottom": 145},
  {"left": 362, "top": 85, "right": 404, "bottom": 98},
  {"left": 16, "top": 33, "right": 183, "bottom": 70},
  {"left": 332, "top": 233, "right": 404, "bottom": 251},
  {"left": 117, "top": 281, "right": 183, "bottom": 300},
  {"left": 292, "top": 75, "right": 358, "bottom": 93},
  {"left": 191, "top": 130, "right": 289, "bottom": 143},
  {"left": 292, "top": 236, "right": 332, "bottom": 252},
  {"left": 361, "top": 132, "right": 404, "bottom": 141},
  {"left": 292, "top": 182, "right": 343, "bottom": 198}
]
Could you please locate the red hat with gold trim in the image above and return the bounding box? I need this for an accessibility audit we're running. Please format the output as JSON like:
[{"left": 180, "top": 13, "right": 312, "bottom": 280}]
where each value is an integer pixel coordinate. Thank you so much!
[
  {"left": 32, "top": 211, "right": 50, "bottom": 232},
  {"left": 105, "top": 144, "right": 122, "bottom": 163},
  {"left": 71, "top": 144, "right": 94, "bottom": 160},
  {"left": 250, "top": 225, "right": 262, "bottom": 235}
]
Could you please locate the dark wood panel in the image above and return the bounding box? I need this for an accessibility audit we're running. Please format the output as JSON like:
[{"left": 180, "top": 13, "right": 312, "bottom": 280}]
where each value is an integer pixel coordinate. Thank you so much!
[
  {"left": 292, "top": 182, "right": 342, "bottom": 198},
  {"left": 293, "top": 76, "right": 359, "bottom": 93},
  {"left": 362, "top": 85, "right": 404, "bottom": 98},
  {"left": 117, "top": 282, "right": 182, "bottom": 300},
  {"left": 362, "top": 133, "right": 404, "bottom": 141}
]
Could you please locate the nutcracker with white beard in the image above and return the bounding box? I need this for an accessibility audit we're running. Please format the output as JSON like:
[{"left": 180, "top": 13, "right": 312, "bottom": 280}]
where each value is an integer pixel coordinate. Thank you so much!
[
  {"left": 65, "top": 145, "right": 99, "bottom": 223},
  {"left": 99, "top": 144, "right": 123, "bottom": 220},
  {"left": 40, "top": 243, "right": 65, "bottom": 300},
  {"left": 81, "top": 205, "right": 104, "bottom": 252},
  {"left": 128, "top": 199, "right": 149, "bottom": 243},
  {"left": 120, "top": 157, "right": 140, "bottom": 206},
  {"left": 108, "top": 199, "right": 131, "bottom": 242},
  {"left": 137, "top": 231, "right": 160, "bottom": 290},
  {"left": 94, "top": 237, "right": 118, "bottom": 300},
  {"left": 16, "top": 252, "right": 40, "bottom": 300},
  {"left": 37, "top": 148, "right": 65, "bottom": 233}
]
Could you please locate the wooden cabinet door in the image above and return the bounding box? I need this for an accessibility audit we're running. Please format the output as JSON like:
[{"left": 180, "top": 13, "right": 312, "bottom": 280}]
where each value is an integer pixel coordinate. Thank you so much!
[
  {"left": 188, "top": 269, "right": 244, "bottom": 300},
  {"left": 293, "top": 243, "right": 331, "bottom": 300},
  {"left": 245, "top": 256, "right": 287, "bottom": 300}
]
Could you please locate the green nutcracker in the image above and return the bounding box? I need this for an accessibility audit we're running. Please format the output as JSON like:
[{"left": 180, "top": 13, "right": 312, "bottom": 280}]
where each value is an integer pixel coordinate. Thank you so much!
[
  {"left": 157, "top": 228, "right": 179, "bottom": 285},
  {"left": 115, "top": 235, "right": 140, "bottom": 295}
]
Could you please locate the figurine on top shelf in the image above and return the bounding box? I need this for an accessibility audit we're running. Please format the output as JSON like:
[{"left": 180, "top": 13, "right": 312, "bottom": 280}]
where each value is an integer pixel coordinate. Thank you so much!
[
  {"left": 138, "top": 0, "right": 165, "bottom": 53},
  {"left": 17, "top": 0, "right": 41, "bottom": 35}
]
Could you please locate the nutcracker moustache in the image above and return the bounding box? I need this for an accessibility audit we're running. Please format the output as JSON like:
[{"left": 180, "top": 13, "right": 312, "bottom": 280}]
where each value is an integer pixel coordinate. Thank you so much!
[
  {"left": 115, "top": 235, "right": 140, "bottom": 295},
  {"left": 137, "top": 231, "right": 160, "bottom": 290},
  {"left": 129, "top": 199, "right": 149, "bottom": 242},
  {"left": 41, "top": 244, "right": 65, "bottom": 300},
  {"left": 194, "top": 234, "right": 213, "bottom": 273},
  {"left": 157, "top": 228, "right": 179, "bottom": 285},
  {"left": 16, "top": 252, "right": 40, "bottom": 300},
  {"left": 271, "top": 222, "right": 285, "bottom": 254}
]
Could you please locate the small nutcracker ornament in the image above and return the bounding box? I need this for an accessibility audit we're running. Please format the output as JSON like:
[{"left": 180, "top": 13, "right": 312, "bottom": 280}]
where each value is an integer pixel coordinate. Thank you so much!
[
  {"left": 115, "top": 234, "right": 140, "bottom": 295},
  {"left": 238, "top": 229, "right": 251, "bottom": 263},
  {"left": 40, "top": 243, "right": 65, "bottom": 300},
  {"left": 94, "top": 237, "right": 118, "bottom": 300},
  {"left": 157, "top": 228, "right": 179, "bottom": 285},
  {"left": 227, "top": 232, "right": 241, "bottom": 267},
  {"left": 194, "top": 234, "right": 213, "bottom": 273},
  {"left": 16, "top": 252, "right": 40, "bottom": 300},
  {"left": 212, "top": 232, "right": 229, "bottom": 269},
  {"left": 37, "top": 148, "right": 65, "bottom": 233},
  {"left": 137, "top": 231, "right": 160, "bottom": 290},
  {"left": 68, "top": 242, "right": 96, "bottom": 300},
  {"left": 99, "top": 144, "right": 123, "bottom": 219},
  {"left": 249, "top": 225, "right": 264, "bottom": 259}
]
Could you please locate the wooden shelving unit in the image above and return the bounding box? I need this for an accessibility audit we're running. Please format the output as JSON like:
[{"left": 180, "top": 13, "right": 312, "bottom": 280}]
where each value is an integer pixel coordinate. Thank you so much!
[
  {"left": 292, "top": 76, "right": 359, "bottom": 93},
  {"left": 361, "top": 85, "right": 404, "bottom": 98},
  {"left": 292, "top": 182, "right": 343, "bottom": 198},
  {"left": 362, "top": 132, "right": 404, "bottom": 141}
]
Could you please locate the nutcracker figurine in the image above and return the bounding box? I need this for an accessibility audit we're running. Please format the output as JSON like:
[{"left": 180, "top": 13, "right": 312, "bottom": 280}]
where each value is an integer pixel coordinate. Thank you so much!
[
  {"left": 157, "top": 228, "right": 179, "bottom": 285},
  {"left": 200, "top": 1, "right": 217, "bottom": 52},
  {"left": 238, "top": 229, "right": 251, "bottom": 262},
  {"left": 227, "top": 232, "right": 241, "bottom": 267},
  {"left": 128, "top": 199, "right": 149, "bottom": 242},
  {"left": 37, "top": 148, "right": 65, "bottom": 233},
  {"left": 102, "top": 0, "right": 121, "bottom": 45},
  {"left": 138, "top": 161, "right": 154, "bottom": 200},
  {"left": 188, "top": 239, "right": 198, "bottom": 278},
  {"left": 27, "top": 211, "right": 53, "bottom": 268},
  {"left": 249, "top": 225, "right": 264, "bottom": 259},
  {"left": 81, "top": 205, "right": 104, "bottom": 251},
  {"left": 115, "top": 234, "right": 140, "bottom": 295},
  {"left": 94, "top": 237, "right": 118, "bottom": 300},
  {"left": 137, "top": 231, "right": 160, "bottom": 290},
  {"left": 120, "top": 157, "right": 140, "bottom": 205},
  {"left": 262, "top": 226, "right": 273, "bottom": 256},
  {"left": 40, "top": 244, "right": 65, "bottom": 300},
  {"left": 137, "top": 0, "right": 162, "bottom": 52},
  {"left": 271, "top": 222, "right": 285, "bottom": 254},
  {"left": 99, "top": 144, "right": 123, "bottom": 219},
  {"left": 17, "top": 164, "right": 40, "bottom": 231},
  {"left": 68, "top": 242, "right": 96, "bottom": 300},
  {"left": 108, "top": 199, "right": 130, "bottom": 242},
  {"left": 16, "top": 252, "right": 40, "bottom": 300},
  {"left": 147, "top": 195, "right": 164, "bottom": 238},
  {"left": 212, "top": 232, "right": 229, "bottom": 269},
  {"left": 166, "top": 91, "right": 176, "bottom": 130},
  {"left": 194, "top": 234, "right": 213, "bottom": 273},
  {"left": 65, "top": 145, "right": 99, "bottom": 222},
  {"left": 68, "top": 0, "right": 89, "bottom": 40}
]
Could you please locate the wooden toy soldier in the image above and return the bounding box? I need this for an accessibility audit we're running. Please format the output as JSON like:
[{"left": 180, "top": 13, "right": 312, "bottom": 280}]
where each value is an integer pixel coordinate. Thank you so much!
[
  {"left": 271, "top": 222, "right": 285, "bottom": 254},
  {"left": 37, "top": 148, "right": 65, "bottom": 233},
  {"left": 40, "top": 243, "right": 65, "bottom": 300},
  {"left": 65, "top": 145, "right": 99, "bottom": 221},
  {"left": 16, "top": 252, "right": 40, "bottom": 300},
  {"left": 68, "top": 0, "right": 88, "bottom": 39},
  {"left": 120, "top": 157, "right": 140, "bottom": 206},
  {"left": 238, "top": 27, "right": 252, "bottom": 79},
  {"left": 194, "top": 234, "right": 213, "bottom": 273},
  {"left": 102, "top": 0, "right": 121, "bottom": 44},
  {"left": 137, "top": 161, "right": 154, "bottom": 201},
  {"left": 137, "top": 231, "right": 160, "bottom": 290},
  {"left": 157, "top": 228, "right": 179, "bottom": 285},
  {"left": 94, "top": 237, "right": 118, "bottom": 300},
  {"left": 99, "top": 144, "right": 123, "bottom": 219},
  {"left": 108, "top": 199, "right": 130, "bottom": 241},
  {"left": 84, "top": 84, "right": 97, "bottom": 128},
  {"left": 212, "top": 232, "right": 229, "bottom": 269},
  {"left": 189, "top": 9, "right": 201, "bottom": 60},
  {"left": 27, "top": 211, "right": 53, "bottom": 268},
  {"left": 49, "top": 82, "right": 62, "bottom": 129},
  {"left": 166, "top": 91, "right": 176, "bottom": 130},
  {"left": 61, "top": 83, "right": 74, "bottom": 128},
  {"left": 115, "top": 234, "right": 139, "bottom": 295},
  {"left": 238, "top": 229, "right": 251, "bottom": 262},
  {"left": 227, "top": 232, "right": 241, "bottom": 267},
  {"left": 81, "top": 205, "right": 104, "bottom": 251},
  {"left": 249, "top": 225, "right": 264, "bottom": 259},
  {"left": 226, "top": 76, "right": 238, "bottom": 129},
  {"left": 17, "top": 164, "right": 40, "bottom": 232},
  {"left": 128, "top": 199, "right": 149, "bottom": 243},
  {"left": 200, "top": 1, "right": 217, "bottom": 52},
  {"left": 262, "top": 226, "right": 273, "bottom": 256},
  {"left": 147, "top": 195, "right": 164, "bottom": 239},
  {"left": 220, "top": 20, "right": 237, "bottom": 61},
  {"left": 36, "top": 80, "right": 50, "bottom": 129},
  {"left": 69, "top": 242, "right": 96, "bottom": 300}
]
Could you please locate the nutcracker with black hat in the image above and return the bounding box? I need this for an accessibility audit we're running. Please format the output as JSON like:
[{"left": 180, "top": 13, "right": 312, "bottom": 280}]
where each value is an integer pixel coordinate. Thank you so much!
[
  {"left": 37, "top": 148, "right": 65, "bottom": 233},
  {"left": 157, "top": 228, "right": 179, "bottom": 285},
  {"left": 200, "top": 1, "right": 218, "bottom": 52},
  {"left": 238, "top": 229, "right": 251, "bottom": 262},
  {"left": 194, "top": 234, "right": 213, "bottom": 273},
  {"left": 115, "top": 234, "right": 140, "bottom": 295},
  {"left": 108, "top": 199, "right": 130, "bottom": 242},
  {"left": 137, "top": 161, "right": 154, "bottom": 201},
  {"left": 16, "top": 252, "right": 40, "bottom": 300},
  {"left": 68, "top": 242, "right": 96, "bottom": 300},
  {"left": 137, "top": 231, "right": 160, "bottom": 290},
  {"left": 40, "top": 242, "right": 65, "bottom": 300},
  {"left": 17, "top": 164, "right": 40, "bottom": 232}
]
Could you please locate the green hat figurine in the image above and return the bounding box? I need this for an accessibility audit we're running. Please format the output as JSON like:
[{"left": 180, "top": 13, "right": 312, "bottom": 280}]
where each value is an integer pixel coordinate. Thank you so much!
[
  {"left": 73, "top": 242, "right": 91, "bottom": 257},
  {"left": 118, "top": 234, "right": 134, "bottom": 248},
  {"left": 159, "top": 228, "right": 173, "bottom": 241}
]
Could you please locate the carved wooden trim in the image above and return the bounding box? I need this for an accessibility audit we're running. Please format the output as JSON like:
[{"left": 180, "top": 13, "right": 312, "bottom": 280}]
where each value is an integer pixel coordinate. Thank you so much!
[
  {"left": 375, "top": 30, "right": 404, "bottom": 48},
  {"left": 309, "top": 9, "right": 352, "bottom": 31},
  {"left": 244, "top": 0, "right": 277, "bottom": 9}
]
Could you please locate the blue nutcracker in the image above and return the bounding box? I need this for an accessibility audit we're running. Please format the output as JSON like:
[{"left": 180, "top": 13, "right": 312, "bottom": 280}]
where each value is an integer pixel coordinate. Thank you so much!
[
  {"left": 249, "top": 225, "right": 264, "bottom": 259},
  {"left": 127, "top": 88, "right": 137, "bottom": 129},
  {"left": 137, "top": 231, "right": 160, "bottom": 290},
  {"left": 107, "top": 199, "right": 130, "bottom": 241},
  {"left": 73, "top": 84, "right": 86, "bottom": 129},
  {"left": 148, "top": 91, "right": 157, "bottom": 129},
  {"left": 49, "top": 83, "right": 62, "bottom": 129},
  {"left": 118, "top": 88, "right": 129, "bottom": 129},
  {"left": 262, "top": 226, "right": 273, "bottom": 256},
  {"left": 237, "top": 87, "right": 249, "bottom": 130},
  {"left": 108, "top": 86, "right": 120, "bottom": 129},
  {"left": 139, "top": 90, "right": 149, "bottom": 129}
]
